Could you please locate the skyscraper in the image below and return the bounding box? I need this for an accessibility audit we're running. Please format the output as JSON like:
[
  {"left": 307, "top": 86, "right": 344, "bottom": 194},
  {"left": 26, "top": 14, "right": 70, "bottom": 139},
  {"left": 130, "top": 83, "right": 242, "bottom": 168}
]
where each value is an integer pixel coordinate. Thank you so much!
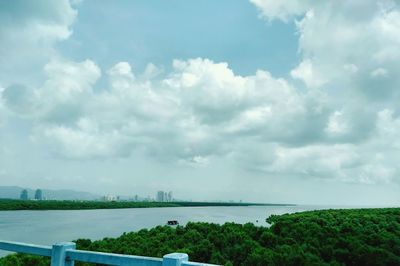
[
  {"left": 168, "top": 191, "right": 173, "bottom": 202},
  {"left": 157, "top": 191, "right": 164, "bottom": 202},
  {"left": 34, "top": 189, "right": 43, "bottom": 200},
  {"left": 20, "top": 189, "right": 28, "bottom": 200}
]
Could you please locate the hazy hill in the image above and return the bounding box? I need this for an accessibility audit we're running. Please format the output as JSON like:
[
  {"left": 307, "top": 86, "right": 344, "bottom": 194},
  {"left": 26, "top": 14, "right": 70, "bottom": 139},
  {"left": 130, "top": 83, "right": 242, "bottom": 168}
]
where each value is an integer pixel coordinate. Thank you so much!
[{"left": 0, "top": 186, "right": 100, "bottom": 200}]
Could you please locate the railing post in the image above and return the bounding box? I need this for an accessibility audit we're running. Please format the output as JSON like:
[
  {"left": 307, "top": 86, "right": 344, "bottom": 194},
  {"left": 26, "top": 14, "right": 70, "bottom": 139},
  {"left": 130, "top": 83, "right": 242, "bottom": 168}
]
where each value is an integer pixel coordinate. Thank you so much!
[
  {"left": 162, "top": 253, "right": 189, "bottom": 266},
  {"left": 50, "top": 242, "right": 76, "bottom": 266}
]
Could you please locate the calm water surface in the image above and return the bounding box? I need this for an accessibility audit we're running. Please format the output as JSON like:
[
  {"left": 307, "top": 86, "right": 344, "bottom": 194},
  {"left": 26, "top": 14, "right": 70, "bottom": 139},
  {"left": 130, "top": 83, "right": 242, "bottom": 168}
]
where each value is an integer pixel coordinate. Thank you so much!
[{"left": 0, "top": 205, "right": 367, "bottom": 256}]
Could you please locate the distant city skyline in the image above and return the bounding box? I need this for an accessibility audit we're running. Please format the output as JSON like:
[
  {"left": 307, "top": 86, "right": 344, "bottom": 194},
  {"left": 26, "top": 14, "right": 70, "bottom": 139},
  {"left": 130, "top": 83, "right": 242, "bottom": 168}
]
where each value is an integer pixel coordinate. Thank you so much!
[
  {"left": 156, "top": 191, "right": 173, "bottom": 202},
  {"left": 1, "top": 1, "right": 400, "bottom": 205}
]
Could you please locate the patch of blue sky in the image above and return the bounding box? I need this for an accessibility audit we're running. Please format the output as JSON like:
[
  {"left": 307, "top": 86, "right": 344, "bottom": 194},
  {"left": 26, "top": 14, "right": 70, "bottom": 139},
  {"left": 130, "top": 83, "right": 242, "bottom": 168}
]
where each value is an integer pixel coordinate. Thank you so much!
[{"left": 57, "top": 0, "right": 299, "bottom": 78}]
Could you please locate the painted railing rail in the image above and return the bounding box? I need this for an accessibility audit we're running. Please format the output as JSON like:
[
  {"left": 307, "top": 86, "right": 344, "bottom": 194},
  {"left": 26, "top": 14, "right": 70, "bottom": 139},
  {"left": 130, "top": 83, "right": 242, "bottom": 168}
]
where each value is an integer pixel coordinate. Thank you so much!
[{"left": 0, "top": 240, "right": 219, "bottom": 266}]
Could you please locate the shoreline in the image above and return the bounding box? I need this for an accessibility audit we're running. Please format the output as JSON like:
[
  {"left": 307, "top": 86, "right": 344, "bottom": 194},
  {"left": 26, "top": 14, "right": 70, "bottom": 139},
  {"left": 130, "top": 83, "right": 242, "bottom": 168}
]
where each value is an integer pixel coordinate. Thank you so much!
[{"left": 0, "top": 199, "right": 296, "bottom": 211}]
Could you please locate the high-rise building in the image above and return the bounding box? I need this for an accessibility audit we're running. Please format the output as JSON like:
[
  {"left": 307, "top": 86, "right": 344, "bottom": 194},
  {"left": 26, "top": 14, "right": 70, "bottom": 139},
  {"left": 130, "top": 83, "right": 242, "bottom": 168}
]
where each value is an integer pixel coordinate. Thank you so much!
[
  {"left": 168, "top": 191, "right": 173, "bottom": 202},
  {"left": 157, "top": 191, "right": 164, "bottom": 202},
  {"left": 164, "top": 192, "right": 168, "bottom": 202},
  {"left": 20, "top": 189, "right": 28, "bottom": 200},
  {"left": 156, "top": 190, "right": 174, "bottom": 202},
  {"left": 34, "top": 189, "right": 43, "bottom": 200}
]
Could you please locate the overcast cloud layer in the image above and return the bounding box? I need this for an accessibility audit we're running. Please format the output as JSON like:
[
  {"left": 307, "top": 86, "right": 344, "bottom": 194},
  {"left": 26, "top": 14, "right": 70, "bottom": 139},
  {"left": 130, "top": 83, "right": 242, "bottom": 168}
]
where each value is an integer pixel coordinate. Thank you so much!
[{"left": 0, "top": 0, "right": 400, "bottom": 204}]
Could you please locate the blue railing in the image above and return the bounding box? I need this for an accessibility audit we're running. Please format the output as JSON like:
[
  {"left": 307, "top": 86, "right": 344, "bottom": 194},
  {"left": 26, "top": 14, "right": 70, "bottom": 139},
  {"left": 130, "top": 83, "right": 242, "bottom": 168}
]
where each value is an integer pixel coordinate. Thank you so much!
[{"left": 0, "top": 240, "right": 219, "bottom": 266}]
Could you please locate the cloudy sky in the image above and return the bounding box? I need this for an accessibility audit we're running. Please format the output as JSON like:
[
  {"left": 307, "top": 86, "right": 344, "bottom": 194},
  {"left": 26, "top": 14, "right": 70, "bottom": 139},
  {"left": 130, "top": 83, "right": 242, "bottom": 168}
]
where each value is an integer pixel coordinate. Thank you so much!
[{"left": 1, "top": 0, "right": 400, "bottom": 205}]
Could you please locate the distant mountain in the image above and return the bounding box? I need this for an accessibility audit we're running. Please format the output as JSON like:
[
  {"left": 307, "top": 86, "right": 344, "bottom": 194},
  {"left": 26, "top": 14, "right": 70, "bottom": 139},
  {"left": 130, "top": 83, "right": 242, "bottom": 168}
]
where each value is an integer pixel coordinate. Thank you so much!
[{"left": 0, "top": 186, "right": 101, "bottom": 200}]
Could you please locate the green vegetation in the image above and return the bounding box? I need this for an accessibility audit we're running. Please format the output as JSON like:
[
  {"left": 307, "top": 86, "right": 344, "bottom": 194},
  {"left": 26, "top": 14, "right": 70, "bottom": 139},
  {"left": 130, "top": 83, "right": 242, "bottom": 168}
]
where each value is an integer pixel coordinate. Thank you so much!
[
  {"left": 1, "top": 208, "right": 399, "bottom": 265},
  {"left": 0, "top": 199, "right": 279, "bottom": 211},
  {"left": 0, "top": 199, "right": 179, "bottom": 210}
]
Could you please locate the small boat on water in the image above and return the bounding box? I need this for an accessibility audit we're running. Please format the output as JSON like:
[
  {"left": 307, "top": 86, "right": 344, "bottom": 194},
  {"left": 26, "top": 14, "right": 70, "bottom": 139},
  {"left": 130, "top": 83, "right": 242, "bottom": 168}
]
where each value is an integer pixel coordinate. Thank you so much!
[{"left": 167, "top": 220, "right": 179, "bottom": 226}]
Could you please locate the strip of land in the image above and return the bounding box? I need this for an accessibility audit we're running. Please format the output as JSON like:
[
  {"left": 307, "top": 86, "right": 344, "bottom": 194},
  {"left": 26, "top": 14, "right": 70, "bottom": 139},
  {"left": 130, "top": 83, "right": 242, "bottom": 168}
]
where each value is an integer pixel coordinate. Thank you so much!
[{"left": 0, "top": 199, "right": 295, "bottom": 211}]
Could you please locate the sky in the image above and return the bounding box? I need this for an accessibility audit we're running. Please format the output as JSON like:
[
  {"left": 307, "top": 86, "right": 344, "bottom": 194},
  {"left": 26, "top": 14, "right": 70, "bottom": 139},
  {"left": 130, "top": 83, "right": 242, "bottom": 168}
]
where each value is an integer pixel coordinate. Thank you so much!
[{"left": 1, "top": 0, "right": 400, "bottom": 205}]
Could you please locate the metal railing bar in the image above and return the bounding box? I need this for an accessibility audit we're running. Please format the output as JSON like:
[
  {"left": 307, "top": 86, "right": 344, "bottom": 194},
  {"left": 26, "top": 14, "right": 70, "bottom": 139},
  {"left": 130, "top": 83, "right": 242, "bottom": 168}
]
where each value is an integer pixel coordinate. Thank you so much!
[
  {"left": 66, "top": 249, "right": 163, "bottom": 266},
  {"left": 0, "top": 241, "right": 52, "bottom": 257}
]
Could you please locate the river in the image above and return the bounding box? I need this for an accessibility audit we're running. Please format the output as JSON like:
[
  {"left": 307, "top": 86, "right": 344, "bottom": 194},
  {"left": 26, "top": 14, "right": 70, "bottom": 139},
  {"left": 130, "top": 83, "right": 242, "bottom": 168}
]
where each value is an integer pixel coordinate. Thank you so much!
[{"left": 0, "top": 205, "right": 366, "bottom": 256}]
